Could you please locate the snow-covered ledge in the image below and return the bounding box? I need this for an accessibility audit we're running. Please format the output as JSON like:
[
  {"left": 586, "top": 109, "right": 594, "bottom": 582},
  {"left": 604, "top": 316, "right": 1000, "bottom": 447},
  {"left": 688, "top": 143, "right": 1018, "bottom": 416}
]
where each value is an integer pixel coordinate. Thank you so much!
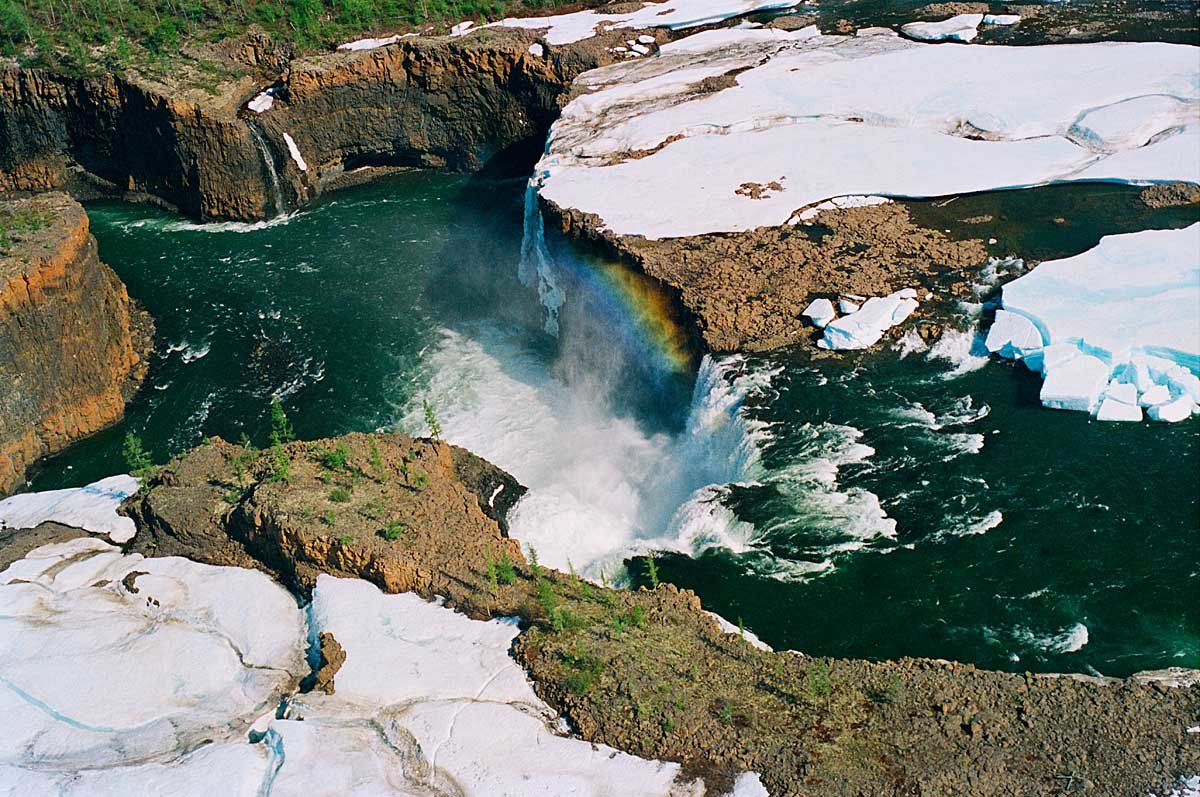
[
  {"left": 0, "top": 474, "right": 138, "bottom": 543},
  {"left": 535, "top": 29, "right": 1199, "bottom": 240},
  {"left": 466, "top": 0, "right": 804, "bottom": 46},
  {"left": 0, "top": 533, "right": 769, "bottom": 795}
]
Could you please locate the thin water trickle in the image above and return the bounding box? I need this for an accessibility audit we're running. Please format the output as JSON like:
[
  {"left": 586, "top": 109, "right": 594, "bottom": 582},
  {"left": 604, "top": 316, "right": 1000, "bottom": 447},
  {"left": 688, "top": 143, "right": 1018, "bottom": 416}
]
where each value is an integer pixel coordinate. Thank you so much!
[{"left": 248, "top": 123, "right": 287, "bottom": 219}]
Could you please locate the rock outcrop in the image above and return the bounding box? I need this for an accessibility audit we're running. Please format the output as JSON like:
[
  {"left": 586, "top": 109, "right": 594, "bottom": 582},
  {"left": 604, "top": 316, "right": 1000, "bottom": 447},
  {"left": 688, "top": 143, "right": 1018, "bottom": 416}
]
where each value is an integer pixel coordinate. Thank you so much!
[
  {"left": 1, "top": 30, "right": 610, "bottom": 221},
  {"left": 124, "top": 432, "right": 526, "bottom": 613},
  {"left": 0, "top": 193, "right": 150, "bottom": 495},
  {"left": 546, "top": 197, "right": 988, "bottom": 352}
]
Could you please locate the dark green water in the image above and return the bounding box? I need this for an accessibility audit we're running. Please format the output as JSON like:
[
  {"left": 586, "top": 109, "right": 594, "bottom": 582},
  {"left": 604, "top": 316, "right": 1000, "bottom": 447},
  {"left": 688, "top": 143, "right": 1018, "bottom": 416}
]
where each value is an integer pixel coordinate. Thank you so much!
[{"left": 31, "top": 172, "right": 1200, "bottom": 678}]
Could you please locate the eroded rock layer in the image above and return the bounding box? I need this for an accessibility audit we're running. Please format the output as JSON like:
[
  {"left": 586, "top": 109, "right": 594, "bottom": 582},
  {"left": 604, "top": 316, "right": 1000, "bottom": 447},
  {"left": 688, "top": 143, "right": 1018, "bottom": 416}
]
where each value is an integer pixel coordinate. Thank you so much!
[{"left": 0, "top": 193, "right": 150, "bottom": 495}]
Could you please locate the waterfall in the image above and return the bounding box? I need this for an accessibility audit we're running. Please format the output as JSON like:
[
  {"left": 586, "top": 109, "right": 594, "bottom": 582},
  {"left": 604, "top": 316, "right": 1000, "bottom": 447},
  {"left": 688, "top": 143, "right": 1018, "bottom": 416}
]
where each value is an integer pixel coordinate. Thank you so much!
[
  {"left": 248, "top": 123, "right": 287, "bottom": 219},
  {"left": 518, "top": 181, "right": 565, "bottom": 336}
]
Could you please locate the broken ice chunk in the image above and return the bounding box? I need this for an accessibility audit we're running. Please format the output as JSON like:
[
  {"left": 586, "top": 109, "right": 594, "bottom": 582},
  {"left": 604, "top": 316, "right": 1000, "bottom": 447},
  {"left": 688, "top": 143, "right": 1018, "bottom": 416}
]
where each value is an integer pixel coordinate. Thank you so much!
[
  {"left": 1039, "top": 354, "right": 1110, "bottom": 413},
  {"left": 1102, "top": 381, "right": 1138, "bottom": 406},
  {"left": 985, "top": 309, "right": 1043, "bottom": 359},
  {"left": 803, "top": 298, "right": 836, "bottom": 328},
  {"left": 838, "top": 299, "right": 860, "bottom": 314},
  {"left": 982, "top": 14, "right": 1020, "bottom": 25},
  {"left": 1147, "top": 395, "right": 1196, "bottom": 422},
  {"left": 1166, "top": 366, "right": 1200, "bottom": 403},
  {"left": 820, "top": 289, "right": 920, "bottom": 350},
  {"left": 1138, "top": 384, "right": 1171, "bottom": 407},
  {"left": 901, "top": 13, "right": 983, "bottom": 42},
  {"left": 1095, "top": 397, "right": 1143, "bottom": 422}
]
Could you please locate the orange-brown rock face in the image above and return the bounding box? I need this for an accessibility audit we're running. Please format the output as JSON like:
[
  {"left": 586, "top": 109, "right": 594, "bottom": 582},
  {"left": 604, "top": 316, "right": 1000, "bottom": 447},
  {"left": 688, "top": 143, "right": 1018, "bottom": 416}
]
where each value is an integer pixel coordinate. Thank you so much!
[
  {"left": 0, "top": 69, "right": 269, "bottom": 220},
  {"left": 0, "top": 30, "right": 608, "bottom": 221},
  {"left": 0, "top": 193, "right": 151, "bottom": 494}
]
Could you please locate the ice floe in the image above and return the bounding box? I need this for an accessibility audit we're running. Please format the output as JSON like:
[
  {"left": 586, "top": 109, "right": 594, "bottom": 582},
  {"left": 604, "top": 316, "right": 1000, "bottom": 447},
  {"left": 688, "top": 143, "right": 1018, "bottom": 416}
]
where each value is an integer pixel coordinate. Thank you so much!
[
  {"left": 818, "top": 288, "right": 920, "bottom": 350},
  {"left": 900, "top": 11, "right": 1020, "bottom": 42},
  {"left": 986, "top": 225, "right": 1200, "bottom": 422},
  {"left": 535, "top": 29, "right": 1199, "bottom": 239},
  {"left": 901, "top": 13, "right": 984, "bottom": 42},
  {"left": 480, "top": 0, "right": 802, "bottom": 45},
  {"left": 0, "top": 474, "right": 138, "bottom": 543}
]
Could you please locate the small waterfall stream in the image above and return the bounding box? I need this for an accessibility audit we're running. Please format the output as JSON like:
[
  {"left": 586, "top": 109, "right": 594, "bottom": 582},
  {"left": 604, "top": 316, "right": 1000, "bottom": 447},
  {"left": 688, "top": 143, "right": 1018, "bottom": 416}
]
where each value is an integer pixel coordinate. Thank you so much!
[
  {"left": 517, "top": 180, "right": 565, "bottom": 335},
  {"left": 248, "top": 123, "right": 287, "bottom": 218}
]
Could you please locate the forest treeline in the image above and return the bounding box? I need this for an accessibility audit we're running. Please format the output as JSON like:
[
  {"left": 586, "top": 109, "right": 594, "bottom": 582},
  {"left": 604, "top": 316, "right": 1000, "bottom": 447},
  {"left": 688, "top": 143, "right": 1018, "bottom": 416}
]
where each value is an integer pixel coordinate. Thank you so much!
[{"left": 0, "top": 0, "right": 570, "bottom": 71}]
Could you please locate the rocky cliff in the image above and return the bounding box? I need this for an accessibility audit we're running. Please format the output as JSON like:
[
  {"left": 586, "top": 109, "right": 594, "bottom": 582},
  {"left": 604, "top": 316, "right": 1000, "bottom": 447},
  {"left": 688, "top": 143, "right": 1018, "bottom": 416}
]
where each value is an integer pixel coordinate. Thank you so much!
[
  {"left": 0, "top": 29, "right": 609, "bottom": 221},
  {"left": 0, "top": 193, "right": 151, "bottom": 494}
]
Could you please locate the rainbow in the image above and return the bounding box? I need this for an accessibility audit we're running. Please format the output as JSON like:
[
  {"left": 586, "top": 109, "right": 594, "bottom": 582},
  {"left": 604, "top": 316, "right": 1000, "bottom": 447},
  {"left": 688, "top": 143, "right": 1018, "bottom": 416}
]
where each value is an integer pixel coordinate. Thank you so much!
[{"left": 564, "top": 247, "right": 698, "bottom": 378}]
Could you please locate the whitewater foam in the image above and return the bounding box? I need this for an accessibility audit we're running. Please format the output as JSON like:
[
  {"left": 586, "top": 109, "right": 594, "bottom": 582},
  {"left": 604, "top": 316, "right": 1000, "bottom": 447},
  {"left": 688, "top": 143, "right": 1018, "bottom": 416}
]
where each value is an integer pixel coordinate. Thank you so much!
[
  {"left": 928, "top": 327, "right": 991, "bottom": 377},
  {"left": 400, "top": 326, "right": 768, "bottom": 578}
]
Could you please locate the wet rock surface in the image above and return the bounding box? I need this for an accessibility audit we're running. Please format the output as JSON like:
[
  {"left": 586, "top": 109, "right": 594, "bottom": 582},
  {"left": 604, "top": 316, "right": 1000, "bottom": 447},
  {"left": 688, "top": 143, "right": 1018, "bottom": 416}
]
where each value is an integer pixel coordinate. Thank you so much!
[{"left": 0, "top": 193, "right": 151, "bottom": 495}]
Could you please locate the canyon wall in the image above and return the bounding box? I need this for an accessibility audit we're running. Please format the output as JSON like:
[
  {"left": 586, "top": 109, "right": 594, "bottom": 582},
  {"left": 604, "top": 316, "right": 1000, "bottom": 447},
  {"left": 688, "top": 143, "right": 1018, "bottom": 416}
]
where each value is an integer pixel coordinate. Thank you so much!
[
  {"left": 0, "top": 30, "right": 606, "bottom": 221},
  {"left": 0, "top": 193, "right": 150, "bottom": 494}
]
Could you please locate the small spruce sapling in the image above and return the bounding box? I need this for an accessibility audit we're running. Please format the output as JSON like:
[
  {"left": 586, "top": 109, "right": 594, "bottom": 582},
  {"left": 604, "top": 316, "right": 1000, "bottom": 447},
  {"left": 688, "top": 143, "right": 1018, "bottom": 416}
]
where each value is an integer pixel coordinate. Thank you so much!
[
  {"left": 644, "top": 556, "right": 660, "bottom": 589},
  {"left": 423, "top": 399, "right": 442, "bottom": 442},
  {"left": 122, "top": 433, "right": 157, "bottom": 481}
]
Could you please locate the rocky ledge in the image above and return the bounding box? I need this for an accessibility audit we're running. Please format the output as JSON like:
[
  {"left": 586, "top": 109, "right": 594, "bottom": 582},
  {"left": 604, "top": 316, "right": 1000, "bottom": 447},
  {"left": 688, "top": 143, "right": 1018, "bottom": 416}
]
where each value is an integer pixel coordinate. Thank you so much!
[
  {"left": 0, "top": 193, "right": 151, "bottom": 495},
  {"left": 24, "top": 433, "right": 1181, "bottom": 795}
]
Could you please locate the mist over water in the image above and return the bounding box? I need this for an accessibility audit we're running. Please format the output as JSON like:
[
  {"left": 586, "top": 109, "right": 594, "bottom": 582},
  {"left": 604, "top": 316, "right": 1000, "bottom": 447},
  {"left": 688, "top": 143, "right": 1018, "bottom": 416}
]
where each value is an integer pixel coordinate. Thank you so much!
[
  {"left": 33, "top": 172, "right": 1200, "bottom": 677},
  {"left": 401, "top": 185, "right": 767, "bottom": 578}
]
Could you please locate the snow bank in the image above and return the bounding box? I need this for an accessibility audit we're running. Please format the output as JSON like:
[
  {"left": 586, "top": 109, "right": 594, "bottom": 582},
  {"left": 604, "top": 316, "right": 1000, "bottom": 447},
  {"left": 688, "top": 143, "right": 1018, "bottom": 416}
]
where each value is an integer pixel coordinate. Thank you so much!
[
  {"left": 283, "top": 132, "right": 308, "bottom": 171},
  {"left": 0, "top": 538, "right": 307, "bottom": 776},
  {"left": 0, "top": 474, "right": 137, "bottom": 543},
  {"left": 336, "top": 33, "right": 407, "bottom": 50},
  {"left": 275, "top": 575, "right": 749, "bottom": 795},
  {"left": 247, "top": 89, "right": 274, "bottom": 113},
  {"left": 986, "top": 225, "right": 1200, "bottom": 422},
  {"left": 901, "top": 13, "right": 983, "bottom": 42},
  {"left": 480, "top": 0, "right": 802, "bottom": 45},
  {"left": 817, "top": 289, "right": 920, "bottom": 350},
  {"left": 535, "top": 30, "right": 1199, "bottom": 239},
  {"left": 0, "top": 539, "right": 763, "bottom": 794}
]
